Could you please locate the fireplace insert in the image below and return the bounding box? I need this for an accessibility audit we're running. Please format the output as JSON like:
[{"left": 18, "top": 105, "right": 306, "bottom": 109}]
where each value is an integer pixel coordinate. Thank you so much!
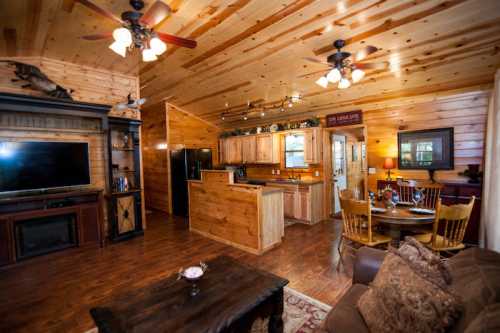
[{"left": 15, "top": 213, "right": 77, "bottom": 260}]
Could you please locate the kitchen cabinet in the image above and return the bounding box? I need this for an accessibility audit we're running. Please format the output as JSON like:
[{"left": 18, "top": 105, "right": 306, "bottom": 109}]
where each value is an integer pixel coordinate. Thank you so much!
[
  {"left": 304, "top": 128, "right": 321, "bottom": 164},
  {"left": 224, "top": 137, "right": 242, "bottom": 164},
  {"left": 256, "top": 133, "right": 280, "bottom": 164},
  {"left": 241, "top": 135, "right": 256, "bottom": 164},
  {"left": 266, "top": 182, "right": 323, "bottom": 224}
]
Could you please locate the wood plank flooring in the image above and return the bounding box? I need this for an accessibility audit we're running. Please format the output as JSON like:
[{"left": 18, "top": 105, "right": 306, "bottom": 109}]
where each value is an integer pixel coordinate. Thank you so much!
[{"left": 0, "top": 212, "right": 351, "bottom": 333}]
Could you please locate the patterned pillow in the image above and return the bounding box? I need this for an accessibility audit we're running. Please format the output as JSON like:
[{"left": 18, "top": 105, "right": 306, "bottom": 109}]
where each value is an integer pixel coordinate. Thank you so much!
[{"left": 357, "top": 237, "right": 462, "bottom": 333}]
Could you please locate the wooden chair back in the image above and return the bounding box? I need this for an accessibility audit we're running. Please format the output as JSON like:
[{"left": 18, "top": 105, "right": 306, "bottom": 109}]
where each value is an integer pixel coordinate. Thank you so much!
[
  {"left": 431, "top": 197, "right": 475, "bottom": 249},
  {"left": 338, "top": 188, "right": 355, "bottom": 201},
  {"left": 340, "top": 198, "right": 372, "bottom": 243},
  {"left": 397, "top": 180, "right": 443, "bottom": 208}
]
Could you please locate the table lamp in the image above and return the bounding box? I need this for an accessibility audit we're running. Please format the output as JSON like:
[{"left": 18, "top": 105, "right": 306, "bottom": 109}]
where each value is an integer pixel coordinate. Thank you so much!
[{"left": 383, "top": 157, "right": 395, "bottom": 181}]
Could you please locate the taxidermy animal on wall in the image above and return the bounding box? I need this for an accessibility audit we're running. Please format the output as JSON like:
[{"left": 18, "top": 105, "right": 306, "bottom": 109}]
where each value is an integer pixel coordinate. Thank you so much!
[
  {"left": 1, "top": 61, "right": 74, "bottom": 100},
  {"left": 115, "top": 93, "right": 146, "bottom": 111}
]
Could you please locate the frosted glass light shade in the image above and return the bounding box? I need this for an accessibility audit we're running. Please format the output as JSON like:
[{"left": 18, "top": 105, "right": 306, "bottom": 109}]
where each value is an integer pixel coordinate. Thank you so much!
[
  {"left": 142, "top": 48, "right": 158, "bottom": 62},
  {"left": 315, "top": 76, "right": 328, "bottom": 88},
  {"left": 109, "top": 41, "right": 127, "bottom": 57},
  {"left": 326, "top": 68, "right": 341, "bottom": 83},
  {"left": 150, "top": 37, "right": 167, "bottom": 55},
  {"left": 351, "top": 69, "right": 365, "bottom": 83},
  {"left": 112, "top": 28, "right": 132, "bottom": 47},
  {"left": 338, "top": 77, "right": 351, "bottom": 89}
]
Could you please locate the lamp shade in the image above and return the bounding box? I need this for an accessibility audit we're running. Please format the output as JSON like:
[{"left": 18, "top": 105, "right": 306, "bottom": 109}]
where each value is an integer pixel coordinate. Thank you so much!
[{"left": 383, "top": 157, "right": 395, "bottom": 169}]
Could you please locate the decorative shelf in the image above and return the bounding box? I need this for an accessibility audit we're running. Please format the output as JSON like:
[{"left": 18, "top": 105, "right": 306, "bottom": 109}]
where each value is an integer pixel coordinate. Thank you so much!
[{"left": 112, "top": 147, "right": 134, "bottom": 151}]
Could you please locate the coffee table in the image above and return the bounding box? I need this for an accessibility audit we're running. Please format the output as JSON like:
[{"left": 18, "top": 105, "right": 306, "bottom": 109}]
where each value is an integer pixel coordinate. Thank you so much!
[{"left": 90, "top": 256, "right": 289, "bottom": 333}]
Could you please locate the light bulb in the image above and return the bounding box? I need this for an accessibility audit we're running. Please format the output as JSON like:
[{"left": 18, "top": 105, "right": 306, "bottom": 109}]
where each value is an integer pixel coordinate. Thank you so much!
[
  {"left": 326, "top": 68, "right": 341, "bottom": 83},
  {"left": 261, "top": 111, "right": 265, "bottom": 117},
  {"left": 221, "top": 114, "right": 225, "bottom": 121},
  {"left": 150, "top": 37, "right": 167, "bottom": 55},
  {"left": 243, "top": 115, "right": 248, "bottom": 120},
  {"left": 142, "top": 48, "right": 158, "bottom": 62},
  {"left": 280, "top": 107, "right": 285, "bottom": 112},
  {"left": 338, "top": 77, "right": 351, "bottom": 89},
  {"left": 351, "top": 68, "right": 365, "bottom": 83},
  {"left": 109, "top": 41, "right": 127, "bottom": 57},
  {"left": 112, "top": 27, "right": 132, "bottom": 47},
  {"left": 315, "top": 76, "right": 328, "bottom": 88}
]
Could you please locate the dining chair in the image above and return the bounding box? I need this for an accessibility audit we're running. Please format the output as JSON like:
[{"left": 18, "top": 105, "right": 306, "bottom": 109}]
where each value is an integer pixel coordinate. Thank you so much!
[
  {"left": 337, "top": 197, "right": 391, "bottom": 270},
  {"left": 414, "top": 197, "right": 475, "bottom": 254},
  {"left": 397, "top": 180, "right": 443, "bottom": 209}
]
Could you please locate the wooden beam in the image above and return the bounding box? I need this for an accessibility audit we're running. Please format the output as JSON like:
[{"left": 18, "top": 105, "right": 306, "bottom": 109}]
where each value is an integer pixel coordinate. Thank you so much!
[
  {"left": 314, "top": 0, "right": 470, "bottom": 55},
  {"left": 61, "top": 0, "right": 76, "bottom": 13},
  {"left": 182, "top": 0, "right": 316, "bottom": 69},
  {"left": 23, "top": 0, "right": 42, "bottom": 56},
  {"left": 3, "top": 28, "right": 17, "bottom": 57},
  {"left": 334, "top": 0, "right": 387, "bottom": 26}
]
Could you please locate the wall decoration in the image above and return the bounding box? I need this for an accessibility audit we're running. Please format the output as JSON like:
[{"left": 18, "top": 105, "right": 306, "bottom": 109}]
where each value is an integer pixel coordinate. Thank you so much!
[
  {"left": 219, "top": 117, "right": 320, "bottom": 138},
  {"left": 326, "top": 110, "right": 362, "bottom": 127}
]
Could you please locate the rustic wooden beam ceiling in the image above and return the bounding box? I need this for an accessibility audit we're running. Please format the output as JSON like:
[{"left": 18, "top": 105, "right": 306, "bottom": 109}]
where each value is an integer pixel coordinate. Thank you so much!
[{"left": 1, "top": 0, "right": 499, "bottom": 129}]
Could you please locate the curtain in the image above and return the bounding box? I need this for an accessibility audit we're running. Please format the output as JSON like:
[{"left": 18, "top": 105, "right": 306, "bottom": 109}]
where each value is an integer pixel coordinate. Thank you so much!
[{"left": 480, "top": 69, "right": 500, "bottom": 251}]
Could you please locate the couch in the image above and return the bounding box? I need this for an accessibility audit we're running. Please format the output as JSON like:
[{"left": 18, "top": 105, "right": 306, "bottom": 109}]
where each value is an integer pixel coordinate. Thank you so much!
[{"left": 318, "top": 247, "right": 500, "bottom": 332}]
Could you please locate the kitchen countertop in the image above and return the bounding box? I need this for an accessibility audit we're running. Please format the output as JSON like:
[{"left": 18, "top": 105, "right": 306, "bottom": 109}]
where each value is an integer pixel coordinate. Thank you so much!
[{"left": 237, "top": 178, "right": 324, "bottom": 186}]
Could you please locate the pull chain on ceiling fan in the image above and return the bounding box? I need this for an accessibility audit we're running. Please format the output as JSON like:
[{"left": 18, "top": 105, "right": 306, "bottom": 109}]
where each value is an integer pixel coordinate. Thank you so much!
[{"left": 78, "top": 0, "right": 197, "bottom": 62}]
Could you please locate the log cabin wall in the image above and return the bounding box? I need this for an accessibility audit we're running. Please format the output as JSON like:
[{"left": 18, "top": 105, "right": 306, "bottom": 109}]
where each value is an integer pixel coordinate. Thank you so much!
[
  {"left": 141, "top": 102, "right": 169, "bottom": 213},
  {"left": 363, "top": 91, "right": 489, "bottom": 191},
  {"left": 0, "top": 56, "right": 142, "bottom": 234},
  {"left": 140, "top": 103, "right": 220, "bottom": 214}
]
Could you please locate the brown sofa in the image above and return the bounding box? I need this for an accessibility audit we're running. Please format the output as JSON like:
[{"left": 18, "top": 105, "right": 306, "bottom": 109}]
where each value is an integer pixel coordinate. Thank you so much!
[{"left": 318, "top": 247, "right": 500, "bottom": 332}]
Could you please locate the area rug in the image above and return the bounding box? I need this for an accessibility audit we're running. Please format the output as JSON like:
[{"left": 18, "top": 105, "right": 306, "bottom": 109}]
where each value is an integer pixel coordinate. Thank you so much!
[
  {"left": 85, "top": 287, "right": 332, "bottom": 333},
  {"left": 283, "top": 287, "right": 332, "bottom": 333}
]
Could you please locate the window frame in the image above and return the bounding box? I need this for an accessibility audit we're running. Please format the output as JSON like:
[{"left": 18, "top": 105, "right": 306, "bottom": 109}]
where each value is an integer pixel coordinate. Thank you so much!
[{"left": 284, "top": 133, "right": 308, "bottom": 169}]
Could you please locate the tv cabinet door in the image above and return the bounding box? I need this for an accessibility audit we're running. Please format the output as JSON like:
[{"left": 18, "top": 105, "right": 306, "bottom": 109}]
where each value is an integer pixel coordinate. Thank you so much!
[
  {"left": 0, "top": 219, "right": 13, "bottom": 266},
  {"left": 80, "top": 204, "right": 101, "bottom": 245}
]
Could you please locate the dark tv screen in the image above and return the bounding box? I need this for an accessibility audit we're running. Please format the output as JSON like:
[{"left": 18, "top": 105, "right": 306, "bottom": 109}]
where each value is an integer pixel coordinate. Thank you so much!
[
  {"left": 398, "top": 128, "right": 454, "bottom": 170},
  {"left": 0, "top": 141, "right": 90, "bottom": 193}
]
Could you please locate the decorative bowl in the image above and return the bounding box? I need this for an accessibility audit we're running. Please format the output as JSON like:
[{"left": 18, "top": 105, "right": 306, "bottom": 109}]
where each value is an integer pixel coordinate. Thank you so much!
[{"left": 177, "top": 262, "right": 207, "bottom": 296}]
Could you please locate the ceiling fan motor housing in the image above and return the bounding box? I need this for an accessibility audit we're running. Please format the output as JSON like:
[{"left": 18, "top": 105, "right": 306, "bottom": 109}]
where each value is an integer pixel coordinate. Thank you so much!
[{"left": 130, "top": 0, "right": 145, "bottom": 11}]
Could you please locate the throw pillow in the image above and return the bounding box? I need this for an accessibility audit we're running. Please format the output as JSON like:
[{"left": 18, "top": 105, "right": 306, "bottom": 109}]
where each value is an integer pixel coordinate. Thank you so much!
[{"left": 357, "top": 237, "right": 462, "bottom": 333}]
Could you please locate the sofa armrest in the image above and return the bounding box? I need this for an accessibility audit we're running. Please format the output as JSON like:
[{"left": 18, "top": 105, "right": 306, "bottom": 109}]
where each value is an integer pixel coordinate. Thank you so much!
[{"left": 353, "top": 247, "right": 386, "bottom": 285}]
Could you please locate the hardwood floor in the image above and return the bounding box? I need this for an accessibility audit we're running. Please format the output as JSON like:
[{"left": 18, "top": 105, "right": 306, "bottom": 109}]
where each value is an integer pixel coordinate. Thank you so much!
[{"left": 0, "top": 211, "right": 351, "bottom": 333}]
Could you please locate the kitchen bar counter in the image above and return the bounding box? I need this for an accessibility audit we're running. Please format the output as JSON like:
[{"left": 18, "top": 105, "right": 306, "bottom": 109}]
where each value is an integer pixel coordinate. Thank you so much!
[
  {"left": 237, "top": 178, "right": 324, "bottom": 186},
  {"left": 188, "top": 170, "right": 284, "bottom": 255}
]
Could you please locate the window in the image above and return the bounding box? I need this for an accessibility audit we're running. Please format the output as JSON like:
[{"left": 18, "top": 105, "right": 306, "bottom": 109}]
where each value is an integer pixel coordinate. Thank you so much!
[{"left": 285, "top": 134, "right": 307, "bottom": 168}]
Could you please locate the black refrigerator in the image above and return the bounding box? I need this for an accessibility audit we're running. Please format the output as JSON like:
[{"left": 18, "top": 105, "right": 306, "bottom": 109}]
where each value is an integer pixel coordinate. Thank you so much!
[{"left": 170, "top": 148, "right": 212, "bottom": 216}]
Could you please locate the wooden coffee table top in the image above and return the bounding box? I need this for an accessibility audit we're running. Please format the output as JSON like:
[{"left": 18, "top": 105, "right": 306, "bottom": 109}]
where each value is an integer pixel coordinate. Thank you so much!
[{"left": 90, "top": 255, "right": 289, "bottom": 333}]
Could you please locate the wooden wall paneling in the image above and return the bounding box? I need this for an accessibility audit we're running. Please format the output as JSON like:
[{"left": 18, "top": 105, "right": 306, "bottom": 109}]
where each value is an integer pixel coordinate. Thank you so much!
[{"left": 141, "top": 102, "right": 169, "bottom": 213}]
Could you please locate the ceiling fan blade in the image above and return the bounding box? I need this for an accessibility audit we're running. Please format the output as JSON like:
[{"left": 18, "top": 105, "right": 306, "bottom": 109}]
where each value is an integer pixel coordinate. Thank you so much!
[
  {"left": 157, "top": 32, "right": 197, "bottom": 49},
  {"left": 303, "top": 57, "right": 331, "bottom": 66},
  {"left": 140, "top": 1, "right": 171, "bottom": 27},
  {"left": 352, "top": 62, "right": 388, "bottom": 70},
  {"left": 76, "top": 0, "right": 123, "bottom": 24},
  {"left": 354, "top": 45, "right": 378, "bottom": 62},
  {"left": 80, "top": 32, "right": 112, "bottom": 40}
]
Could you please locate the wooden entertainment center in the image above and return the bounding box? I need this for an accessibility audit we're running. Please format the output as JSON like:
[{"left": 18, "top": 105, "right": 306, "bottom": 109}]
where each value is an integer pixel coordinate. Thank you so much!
[{"left": 0, "top": 92, "right": 144, "bottom": 267}]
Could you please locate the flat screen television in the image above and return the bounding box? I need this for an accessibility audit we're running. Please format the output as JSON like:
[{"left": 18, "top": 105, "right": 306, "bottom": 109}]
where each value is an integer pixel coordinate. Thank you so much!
[
  {"left": 0, "top": 141, "right": 91, "bottom": 193},
  {"left": 398, "top": 128, "right": 454, "bottom": 170}
]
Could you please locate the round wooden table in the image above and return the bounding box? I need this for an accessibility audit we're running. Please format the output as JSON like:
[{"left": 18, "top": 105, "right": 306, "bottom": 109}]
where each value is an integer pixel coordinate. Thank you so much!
[{"left": 371, "top": 203, "right": 435, "bottom": 246}]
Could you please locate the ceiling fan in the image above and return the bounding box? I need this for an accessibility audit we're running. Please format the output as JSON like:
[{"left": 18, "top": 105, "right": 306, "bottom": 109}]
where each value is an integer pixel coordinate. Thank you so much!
[
  {"left": 78, "top": 0, "right": 197, "bottom": 62},
  {"left": 304, "top": 39, "right": 387, "bottom": 89},
  {"left": 115, "top": 93, "right": 147, "bottom": 111}
]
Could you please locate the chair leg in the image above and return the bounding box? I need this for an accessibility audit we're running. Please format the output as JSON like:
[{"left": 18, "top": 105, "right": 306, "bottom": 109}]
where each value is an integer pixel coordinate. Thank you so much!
[{"left": 336, "top": 236, "right": 344, "bottom": 271}]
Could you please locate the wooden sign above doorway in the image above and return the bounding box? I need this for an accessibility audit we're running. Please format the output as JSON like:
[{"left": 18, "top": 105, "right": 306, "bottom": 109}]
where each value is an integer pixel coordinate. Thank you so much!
[{"left": 326, "top": 110, "right": 362, "bottom": 127}]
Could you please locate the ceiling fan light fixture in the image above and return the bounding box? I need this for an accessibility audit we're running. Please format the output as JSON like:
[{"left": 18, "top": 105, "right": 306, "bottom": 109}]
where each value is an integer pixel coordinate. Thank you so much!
[
  {"left": 326, "top": 68, "right": 341, "bottom": 83},
  {"left": 315, "top": 76, "right": 329, "bottom": 88},
  {"left": 113, "top": 27, "right": 132, "bottom": 47},
  {"left": 351, "top": 68, "right": 365, "bottom": 83},
  {"left": 142, "top": 48, "right": 158, "bottom": 62},
  {"left": 150, "top": 37, "right": 167, "bottom": 55},
  {"left": 109, "top": 41, "right": 127, "bottom": 57},
  {"left": 338, "top": 77, "right": 351, "bottom": 89}
]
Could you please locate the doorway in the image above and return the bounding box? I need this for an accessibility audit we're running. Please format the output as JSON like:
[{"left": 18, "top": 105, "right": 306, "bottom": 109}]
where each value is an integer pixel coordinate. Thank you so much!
[
  {"left": 332, "top": 135, "right": 347, "bottom": 214},
  {"left": 325, "top": 126, "right": 368, "bottom": 217}
]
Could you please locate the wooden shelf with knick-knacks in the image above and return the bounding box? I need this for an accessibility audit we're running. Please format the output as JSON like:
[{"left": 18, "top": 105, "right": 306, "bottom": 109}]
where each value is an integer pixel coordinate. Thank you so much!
[{"left": 107, "top": 117, "right": 143, "bottom": 242}]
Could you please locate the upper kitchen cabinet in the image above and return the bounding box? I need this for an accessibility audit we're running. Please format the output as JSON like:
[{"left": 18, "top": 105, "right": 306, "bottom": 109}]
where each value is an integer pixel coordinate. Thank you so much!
[
  {"left": 221, "top": 136, "right": 242, "bottom": 164},
  {"left": 304, "top": 128, "right": 321, "bottom": 165},
  {"left": 255, "top": 133, "right": 280, "bottom": 164},
  {"left": 241, "top": 135, "right": 257, "bottom": 164}
]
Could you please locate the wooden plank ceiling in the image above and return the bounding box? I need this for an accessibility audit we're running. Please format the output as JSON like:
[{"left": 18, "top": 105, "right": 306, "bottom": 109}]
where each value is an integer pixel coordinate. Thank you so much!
[{"left": 1, "top": 0, "right": 500, "bottom": 128}]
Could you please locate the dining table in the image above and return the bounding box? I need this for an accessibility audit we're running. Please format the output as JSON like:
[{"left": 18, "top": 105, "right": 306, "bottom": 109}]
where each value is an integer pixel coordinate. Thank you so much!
[{"left": 371, "top": 202, "right": 436, "bottom": 246}]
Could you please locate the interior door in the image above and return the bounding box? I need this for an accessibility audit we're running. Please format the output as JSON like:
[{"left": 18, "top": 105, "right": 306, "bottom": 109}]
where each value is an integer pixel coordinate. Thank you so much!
[{"left": 332, "top": 135, "right": 347, "bottom": 214}]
